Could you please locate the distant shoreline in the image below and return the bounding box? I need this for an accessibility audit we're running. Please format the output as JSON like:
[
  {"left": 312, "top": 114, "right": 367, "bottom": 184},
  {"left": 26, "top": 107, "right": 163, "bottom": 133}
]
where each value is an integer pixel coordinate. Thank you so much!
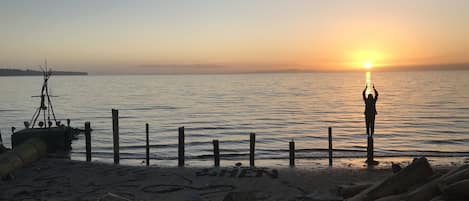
[
  {"left": 1, "top": 62, "right": 468, "bottom": 76},
  {"left": 0, "top": 68, "right": 88, "bottom": 76}
]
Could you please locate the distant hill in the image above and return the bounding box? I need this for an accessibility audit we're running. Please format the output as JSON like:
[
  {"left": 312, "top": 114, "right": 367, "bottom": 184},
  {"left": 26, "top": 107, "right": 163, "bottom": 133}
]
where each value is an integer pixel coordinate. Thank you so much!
[
  {"left": 0, "top": 68, "right": 88, "bottom": 76},
  {"left": 375, "top": 63, "right": 469, "bottom": 72}
]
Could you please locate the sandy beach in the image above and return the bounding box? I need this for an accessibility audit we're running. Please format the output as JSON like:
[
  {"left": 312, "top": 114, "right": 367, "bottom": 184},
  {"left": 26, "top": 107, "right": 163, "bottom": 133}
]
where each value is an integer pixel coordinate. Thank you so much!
[{"left": 0, "top": 158, "right": 396, "bottom": 201}]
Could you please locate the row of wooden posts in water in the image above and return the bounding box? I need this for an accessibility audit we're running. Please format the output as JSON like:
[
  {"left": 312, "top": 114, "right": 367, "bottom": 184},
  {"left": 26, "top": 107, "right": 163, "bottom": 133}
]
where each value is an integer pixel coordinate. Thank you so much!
[{"left": 83, "top": 109, "right": 372, "bottom": 167}]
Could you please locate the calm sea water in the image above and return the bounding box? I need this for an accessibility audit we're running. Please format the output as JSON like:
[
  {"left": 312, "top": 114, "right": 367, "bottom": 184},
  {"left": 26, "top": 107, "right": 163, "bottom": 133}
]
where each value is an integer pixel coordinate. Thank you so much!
[{"left": 1, "top": 71, "right": 468, "bottom": 166}]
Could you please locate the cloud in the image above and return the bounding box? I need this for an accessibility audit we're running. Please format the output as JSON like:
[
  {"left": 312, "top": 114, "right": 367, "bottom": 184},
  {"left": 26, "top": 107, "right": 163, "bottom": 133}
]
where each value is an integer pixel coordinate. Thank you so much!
[{"left": 376, "top": 62, "right": 469, "bottom": 72}]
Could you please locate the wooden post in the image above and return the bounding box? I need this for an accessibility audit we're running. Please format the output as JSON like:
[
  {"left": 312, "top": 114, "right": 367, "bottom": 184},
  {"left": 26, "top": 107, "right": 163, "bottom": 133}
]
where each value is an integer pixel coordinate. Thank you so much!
[
  {"left": 366, "top": 136, "right": 374, "bottom": 164},
  {"left": 85, "top": 122, "right": 91, "bottom": 162},
  {"left": 213, "top": 139, "right": 220, "bottom": 167},
  {"left": 250, "top": 133, "right": 255, "bottom": 167},
  {"left": 0, "top": 130, "right": 3, "bottom": 144},
  {"left": 112, "top": 109, "right": 119, "bottom": 165},
  {"left": 178, "top": 127, "right": 185, "bottom": 167},
  {"left": 328, "top": 127, "right": 333, "bottom": 166},
  {"left": 146, "top": 123, "right": 150, "bottom": 166},
  {"left": 289, "top": 140, "right": 295, "bottom": 167}
]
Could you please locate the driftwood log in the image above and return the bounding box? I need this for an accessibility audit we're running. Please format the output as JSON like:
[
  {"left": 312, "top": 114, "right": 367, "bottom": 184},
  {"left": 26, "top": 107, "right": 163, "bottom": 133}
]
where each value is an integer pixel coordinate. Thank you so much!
[
  {"left": 438, "top": 164, "right": 469, "bottom": 185},
  {"left": 374, "top": 177, "right": 441, "bottom": 201},
  {"left": 440, "top": 179, "right": 469, "bottom": 200},
  {"left": 346, "top": 158, "right": 469, "bottom": 201},
  {"left": 347, "top": 157, "right": 434, "bottom": 201},
  {"left": 377, "top": 165, "right": 469, "bottom": 201},
  {"left": 0, "top": 138, "right": 47, "bottom": 178},
  {"left": 338, "top": 183, "right": 373, "bottom": 198}
]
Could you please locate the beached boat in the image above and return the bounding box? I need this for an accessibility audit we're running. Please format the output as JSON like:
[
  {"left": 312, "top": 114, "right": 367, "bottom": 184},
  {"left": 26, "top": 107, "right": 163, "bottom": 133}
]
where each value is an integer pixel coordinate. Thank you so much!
[{"left": 11, "top": 61, "right": 82, "bottom": 154}]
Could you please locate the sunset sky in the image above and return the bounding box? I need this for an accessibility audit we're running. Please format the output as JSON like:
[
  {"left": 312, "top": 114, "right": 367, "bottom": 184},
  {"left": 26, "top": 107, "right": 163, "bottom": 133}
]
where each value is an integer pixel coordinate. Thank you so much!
[{"left": 1, "top": 0, "right": 468, "bottom": 74}]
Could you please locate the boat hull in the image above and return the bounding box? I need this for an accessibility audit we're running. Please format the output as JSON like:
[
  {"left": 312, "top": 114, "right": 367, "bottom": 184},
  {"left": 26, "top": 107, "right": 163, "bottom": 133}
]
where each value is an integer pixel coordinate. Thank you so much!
[{"left": 12, "top": 127, "right": 73, "bottom": 153}]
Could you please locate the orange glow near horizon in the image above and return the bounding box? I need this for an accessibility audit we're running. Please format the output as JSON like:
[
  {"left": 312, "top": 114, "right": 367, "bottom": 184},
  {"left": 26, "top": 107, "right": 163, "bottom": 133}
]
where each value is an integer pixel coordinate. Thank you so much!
[{"left": 346, "top": 50, "right": 386, "bottom": 70}]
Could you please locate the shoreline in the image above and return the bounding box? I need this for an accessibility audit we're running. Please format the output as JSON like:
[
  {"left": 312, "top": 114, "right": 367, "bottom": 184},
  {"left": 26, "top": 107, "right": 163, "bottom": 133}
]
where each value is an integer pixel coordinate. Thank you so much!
[{"left": 70, "top": 155, "right": 469, "bottom": 169}]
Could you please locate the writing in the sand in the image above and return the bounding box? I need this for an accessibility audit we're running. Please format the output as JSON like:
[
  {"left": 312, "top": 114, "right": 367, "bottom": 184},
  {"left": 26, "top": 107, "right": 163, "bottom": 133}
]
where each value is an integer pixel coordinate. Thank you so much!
[{"left": 196, "top": 167, "right": 278, "bottom": 179}]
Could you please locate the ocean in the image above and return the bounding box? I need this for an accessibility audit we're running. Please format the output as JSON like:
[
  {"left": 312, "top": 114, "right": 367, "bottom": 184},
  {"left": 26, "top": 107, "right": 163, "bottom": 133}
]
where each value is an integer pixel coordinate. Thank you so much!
[{"left": 1, "top": 71, "right": 468, "bottom": 166}]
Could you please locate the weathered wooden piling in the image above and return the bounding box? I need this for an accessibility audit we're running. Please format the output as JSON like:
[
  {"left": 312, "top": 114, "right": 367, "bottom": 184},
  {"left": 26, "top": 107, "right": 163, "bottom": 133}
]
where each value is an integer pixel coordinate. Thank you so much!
[
  {"left": 178, "top": 127, "right": 185, "bottom": 167},
  {"left": 112, "top": 109, "right": 119, "bottom": 165},
  {"left": 213, "top": 139, "right": 220, "bottom": 167},
  {"left": 146, "top": 123, "right": 150, "bottom": 166},
  {"left": 366, "top": 136, "right": 374, "bottom": 164},
  {"left": 289, "top": 140, "right": 295, "bottom": 167},
  {"left": 328, "top": 127, "right": 333, "bottom": 166},
  {"left": 250, "top": 133, "right": 256, "bottom": 167},
  {"left": 85, "top": 122, "right": 91, "bottom": 162}
]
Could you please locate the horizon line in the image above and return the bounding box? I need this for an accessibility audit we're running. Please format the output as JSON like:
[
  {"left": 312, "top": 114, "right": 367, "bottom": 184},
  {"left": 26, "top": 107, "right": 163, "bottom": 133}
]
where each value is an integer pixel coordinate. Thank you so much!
[{"left": 1, "top": 62, "right": 468, "bottom": 75}]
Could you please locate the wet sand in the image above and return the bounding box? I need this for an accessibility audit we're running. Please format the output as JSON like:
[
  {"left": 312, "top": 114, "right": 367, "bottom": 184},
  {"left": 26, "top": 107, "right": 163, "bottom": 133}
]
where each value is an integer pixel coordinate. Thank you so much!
[{"left": 0, "top": 158, "right": 396, "bottom": 201}]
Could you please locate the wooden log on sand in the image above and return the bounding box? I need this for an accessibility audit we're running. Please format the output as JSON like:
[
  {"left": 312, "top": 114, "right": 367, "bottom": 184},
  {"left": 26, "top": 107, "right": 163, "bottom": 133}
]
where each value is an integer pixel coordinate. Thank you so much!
[
  {"left": 367, "top": 163, "right": 469, "bottom": 201},
  {"left": 440, "top": 179, "right": 469, "bottom": 200},
  {"left": 438, "top": 164, "right": 469, "bottom": 185},
  {"left": 10, "top": 137, "right": 47, "bottom": 165},
  {"left": 347, "top": 157, "right": 434, "bottom": 201},
  {"left": 376, "top": 176, "right": 469, "bottom": 201},
  {"left": 0, "top": 138, "right": 47, "bottom": 178},
  {"left": 374, "top": 177, "right": 442, "bottom": 201},
  {"left": 338, "top": 183, "right": 373, "bottom": 199},
  {"left": 0, "top": 152, "right": 23, "bottom": 178}
]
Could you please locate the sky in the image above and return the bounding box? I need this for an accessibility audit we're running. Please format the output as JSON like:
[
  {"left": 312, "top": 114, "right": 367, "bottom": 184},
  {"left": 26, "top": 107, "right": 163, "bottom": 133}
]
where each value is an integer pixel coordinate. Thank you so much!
[{"left": 1, "top": 0, "right": 468, "bottom": 74}]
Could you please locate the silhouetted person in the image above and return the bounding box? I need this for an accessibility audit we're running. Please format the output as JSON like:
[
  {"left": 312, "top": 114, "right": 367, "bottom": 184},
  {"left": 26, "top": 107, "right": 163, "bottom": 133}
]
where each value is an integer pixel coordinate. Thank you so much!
[{"left": 363, "top": 85, "right": 378, "bottom": 136}]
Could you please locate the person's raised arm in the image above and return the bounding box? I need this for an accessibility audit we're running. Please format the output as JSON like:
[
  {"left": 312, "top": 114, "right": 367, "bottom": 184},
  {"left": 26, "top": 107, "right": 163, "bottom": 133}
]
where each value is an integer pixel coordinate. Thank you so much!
[
  {"left": 362, "top": 85, "right": 367, "bottom": 101},
  {"left": 373, "top": 85, "right": 379, "bottom": 102}
]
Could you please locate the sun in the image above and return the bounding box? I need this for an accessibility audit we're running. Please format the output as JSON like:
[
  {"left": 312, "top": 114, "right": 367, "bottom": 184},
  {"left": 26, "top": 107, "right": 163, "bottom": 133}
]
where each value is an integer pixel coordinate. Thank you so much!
[{"left": 363, "top": 62, "right": 373, "bottom": 69}]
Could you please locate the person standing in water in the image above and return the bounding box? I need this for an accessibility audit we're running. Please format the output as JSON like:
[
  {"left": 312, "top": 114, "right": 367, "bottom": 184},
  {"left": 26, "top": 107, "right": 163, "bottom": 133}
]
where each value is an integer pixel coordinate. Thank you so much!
[{"left": 363, "top": 85, "right": 378, "bottom": 136}]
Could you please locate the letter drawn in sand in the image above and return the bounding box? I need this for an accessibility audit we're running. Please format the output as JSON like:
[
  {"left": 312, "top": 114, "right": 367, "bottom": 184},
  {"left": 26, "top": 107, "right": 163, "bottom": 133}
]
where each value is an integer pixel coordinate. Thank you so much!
[{"left": 195, "top": 167, "right": 278, "bottom": 179}]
